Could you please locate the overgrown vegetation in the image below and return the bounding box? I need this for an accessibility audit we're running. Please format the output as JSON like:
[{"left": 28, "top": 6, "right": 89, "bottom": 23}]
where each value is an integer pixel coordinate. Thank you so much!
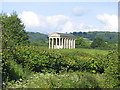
[
  {"left": 2, "top": 12, "right": 30, "bottom": 82},
  {"left": 4, "top": 71, "right": 118, "bottom": 88},
  {"left": 1, "top": 12, "right": 120, "bottom": 88}
]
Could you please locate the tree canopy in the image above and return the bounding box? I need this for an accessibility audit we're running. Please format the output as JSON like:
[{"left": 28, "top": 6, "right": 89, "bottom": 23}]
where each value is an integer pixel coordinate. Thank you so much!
[
  {"left": 2, "top": 12, "right": 29, "bottom": 49},
  {"left": 75, "top": 37, "right": 90, "bottom": 48},
  {"left": 2, "top": 12, "right": 30, "bottom": 81},
  {"left": 90, "top": 37, "right": 107, "bottom": 49}
]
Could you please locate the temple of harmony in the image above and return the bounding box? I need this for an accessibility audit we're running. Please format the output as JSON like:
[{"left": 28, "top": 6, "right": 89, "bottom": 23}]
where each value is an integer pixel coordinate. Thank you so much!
[{"left": 48, "top": 32, "right": 76, "bottom": 49}]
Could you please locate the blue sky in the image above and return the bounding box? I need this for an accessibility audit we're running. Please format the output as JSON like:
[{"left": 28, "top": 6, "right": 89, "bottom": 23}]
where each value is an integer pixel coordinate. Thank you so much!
[{"left": 1, "top": 1, "right": 118, "bottom": 34}]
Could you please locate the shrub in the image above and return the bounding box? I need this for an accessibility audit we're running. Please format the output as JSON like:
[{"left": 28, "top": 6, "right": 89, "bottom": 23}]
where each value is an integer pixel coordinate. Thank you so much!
[
  {"left": 3, "top": 60, "right": 31, "bottom": 82},
  {"left": 104, "top": 50, "right": 120, "bottom": 88}
]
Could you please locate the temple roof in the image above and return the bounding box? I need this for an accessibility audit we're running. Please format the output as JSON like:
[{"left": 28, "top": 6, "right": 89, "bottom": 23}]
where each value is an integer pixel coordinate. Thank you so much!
[{"left": 48, "top": 32, "right": 75, "bottom": 38}]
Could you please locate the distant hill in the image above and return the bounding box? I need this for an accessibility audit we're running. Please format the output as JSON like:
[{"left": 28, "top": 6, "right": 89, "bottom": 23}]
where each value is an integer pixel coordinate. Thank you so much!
[
  {"left": 27, "top": 31, "right": 118, "bottom": 44},
  {"left": 27, "top": 32, "right": 48, "bottom": 43},
  {"left": 71, "top": 31, "right": 118, "bottom": 43}
]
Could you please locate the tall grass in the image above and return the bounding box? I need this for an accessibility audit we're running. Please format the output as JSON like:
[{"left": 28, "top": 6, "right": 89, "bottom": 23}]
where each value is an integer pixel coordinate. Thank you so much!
[{"left": 4, "top": 71, "right": 118, "bottom": 88}]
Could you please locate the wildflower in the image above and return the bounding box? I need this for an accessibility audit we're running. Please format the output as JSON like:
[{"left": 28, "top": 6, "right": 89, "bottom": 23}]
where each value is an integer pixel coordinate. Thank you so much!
[
  {"left": 19, "top": 78, "right": 22, "bottom": 81},
  {"left": 80, "top": 57, "right": 83, "bottom": 59}
]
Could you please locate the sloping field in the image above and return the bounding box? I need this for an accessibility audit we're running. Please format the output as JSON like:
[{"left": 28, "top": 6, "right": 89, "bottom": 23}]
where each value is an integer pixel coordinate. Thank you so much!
[{"left": 53, "top": 48, "right": 109, "bottom": 56}]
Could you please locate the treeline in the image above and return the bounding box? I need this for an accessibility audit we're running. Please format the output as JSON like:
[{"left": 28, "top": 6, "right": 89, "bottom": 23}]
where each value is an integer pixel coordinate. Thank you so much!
[
  {"left": 75, "top": 37, "right": 117, "bottom": 50},
  {"left": 71, "top": 31, "right": 118, "bottom": 43}
]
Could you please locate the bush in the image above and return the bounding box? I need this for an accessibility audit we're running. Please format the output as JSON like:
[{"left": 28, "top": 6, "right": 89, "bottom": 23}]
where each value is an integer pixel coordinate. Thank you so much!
[
  {"left": 90, "top": 37, "right": 107, "bottom": 49},
  {"left": 75, "top": 37, "right": 90, "bottom": 48},
  {"left": 104, "top": 50, "right": 120, "bottom": 88},
  {"left": 3, "top": 60, "right": 31, "bottom": 82},
  {"left": 10, "top": 45, "right": 109, "bottom": 74}
]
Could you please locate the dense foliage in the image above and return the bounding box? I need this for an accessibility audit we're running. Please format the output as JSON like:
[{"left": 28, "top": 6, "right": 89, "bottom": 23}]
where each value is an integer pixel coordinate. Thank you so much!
[
  {"left": 2, "top": 12, "right": 29, "bottom": 47},
  {"left": 72, "top": 31, "right": 118, "bottom": 43},
  {"left": 75, "top": 37, "right": 90, "bottom": 48},
  {"left": 3, "top": 45, "right": 120, "bottom": 88},
  {"left": 75, "top": 37, "right": 117, "bottom": 50},
  {"left": 90, "top": 37, "right": 107, "bottom": 49},
  {"left": 2, "top": 12, "right": 30, "bottom": 82}
]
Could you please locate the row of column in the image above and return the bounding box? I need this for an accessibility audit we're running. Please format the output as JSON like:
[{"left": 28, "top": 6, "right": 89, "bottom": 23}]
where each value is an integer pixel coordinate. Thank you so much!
[{"left": 49, "top": 37, "right": 75, "bottom": 49}]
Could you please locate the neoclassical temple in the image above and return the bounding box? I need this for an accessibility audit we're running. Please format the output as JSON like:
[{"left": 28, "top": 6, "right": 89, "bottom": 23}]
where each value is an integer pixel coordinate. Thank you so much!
[{"left": 48, "top": 32, "right": 76, "bottom": 49}]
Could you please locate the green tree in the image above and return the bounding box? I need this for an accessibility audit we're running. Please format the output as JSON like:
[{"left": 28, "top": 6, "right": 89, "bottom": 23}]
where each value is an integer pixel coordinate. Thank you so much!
[
  {"left": 90, "top": 37, "right": 107, "bottom": 49},
  {"left": 107, "top": 41, "right": 117, "bottom": 50},
  {"left": 2, "top": 12, "right": 29, "bottom": 81},
  {"left": 2, "top": 12, "right": 29, "bottom": 49},
  {"left": 75, "top": 37, "right": 90, "bottom": 48}
]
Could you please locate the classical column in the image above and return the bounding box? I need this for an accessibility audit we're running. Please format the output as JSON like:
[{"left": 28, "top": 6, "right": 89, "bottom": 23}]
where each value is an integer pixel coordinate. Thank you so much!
[
  {"left": 68, "top": 38, "right": 69, "bottom": 49},
  {"left": 66, "top": 38, "right": 67, "bottom": 48},
  {"left": 59, "top": 37, "right": 60, "bottom": 49},
  {"left": 64, "top": 38, "right": 66, "bottom": 49},
  {"left": 52, "top": 38, "right": 54, "bottom": 49},
  {"left": 74, "top": 39, "right": 75, "bottom": 48},
  {"left": 71, "top": 39, "right": 72, "bottom": 49},
  {"left": 72, "top": 39, "right": 73, "bottom": 49},
  {"left": 49, "top": 38, "right": 50, "bottom": 49},
  {"left": 72, "top": 39, "right": 74, "bottom": 49},
  {"left": 56, "top": 38, "right": 57, "bottom": 49},
  {"left": 69, "top": 39, "right": 70, "bottom": 49},
  {"left": 72, "top": 39, "right": 74, "bottom": 48},
  {"left": 67, "top": 38, "right": 68, "bottom": 49},
  {"left": 62, "top": 38, "right": 63, "bottom": 49}
]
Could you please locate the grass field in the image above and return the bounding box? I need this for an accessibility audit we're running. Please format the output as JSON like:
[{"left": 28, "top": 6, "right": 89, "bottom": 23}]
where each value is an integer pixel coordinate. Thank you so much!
[
  {"left": 37, "top": 45, "right": 109, "bottom": 56},
  {"left": 55, "top": 48, "right": 109, "bottom": 56}
]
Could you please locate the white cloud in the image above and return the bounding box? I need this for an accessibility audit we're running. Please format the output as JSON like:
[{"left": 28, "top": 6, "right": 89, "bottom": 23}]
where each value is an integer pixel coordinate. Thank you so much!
[
  {"left": 61, "top": 21, "right": 74, "bottom": 33},
  {"left": 61, "top": 21, "right": 97, "bottom": 33},
  {"left": 18, "top": 11, "right": 71, "bottom": 33},
  {"left": 73, "top": 7, "right": 85, "bottom": 16},
  {"left": 18, "top": 11, "right": 40, "bottom": 28},
  {"left": 46, "top": 15, "right": 70, "bottom": 28},
  {"left": 97, "top": 14, "right": 118, "bottom": 31},
  {"left": 18, "top": 11, "right": 118, "bottom": 34}
]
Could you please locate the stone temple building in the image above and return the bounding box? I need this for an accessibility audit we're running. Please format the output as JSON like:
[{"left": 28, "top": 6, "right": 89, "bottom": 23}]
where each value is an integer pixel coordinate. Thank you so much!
[{"left": 48, "top": 32, "right": 76, "bottom": 49}]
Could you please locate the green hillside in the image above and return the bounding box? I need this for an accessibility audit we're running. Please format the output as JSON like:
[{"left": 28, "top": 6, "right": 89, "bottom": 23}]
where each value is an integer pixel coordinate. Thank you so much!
[
  {"left": 27, "top": 32, "right": 48, "bottom": 43},
  {"left": 71, "top": 31, "right": 118, "bottom": 43}
]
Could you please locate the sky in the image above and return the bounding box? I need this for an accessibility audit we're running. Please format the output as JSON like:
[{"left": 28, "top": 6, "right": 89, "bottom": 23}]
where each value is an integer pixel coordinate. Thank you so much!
[{"left": 1, "top": 0, "right": 119, "bottom": 34}]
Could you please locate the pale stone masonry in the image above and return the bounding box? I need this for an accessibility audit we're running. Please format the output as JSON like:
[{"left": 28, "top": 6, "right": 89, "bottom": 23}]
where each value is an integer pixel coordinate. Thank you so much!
[{"left": 48, "top": 32, "right": 76, "bottom": 49}]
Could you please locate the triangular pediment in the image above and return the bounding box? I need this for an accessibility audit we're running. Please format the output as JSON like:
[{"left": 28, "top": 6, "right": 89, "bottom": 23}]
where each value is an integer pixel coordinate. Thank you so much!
[{"left": 48, "top": 32, "right": 60, "bottom": 37}]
